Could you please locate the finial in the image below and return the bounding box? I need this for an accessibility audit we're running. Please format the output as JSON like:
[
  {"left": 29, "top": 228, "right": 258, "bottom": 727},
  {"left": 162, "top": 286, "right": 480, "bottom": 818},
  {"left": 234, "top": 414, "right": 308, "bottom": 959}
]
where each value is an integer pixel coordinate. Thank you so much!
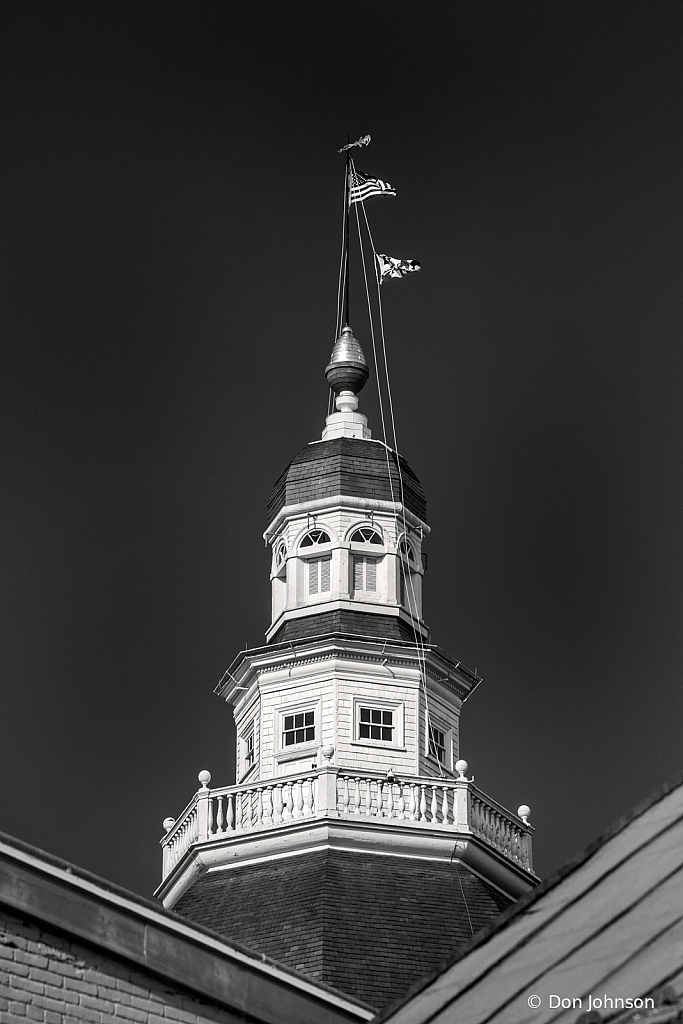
[
  {"left": 325, "top": 325, "right": 369, "bottom": 398},
  {"left": 321, "top": 743, "right": 335, "bottom": 762},
  {"left": 455, "top": 759, "right": 469, "bottom": 780},
  {"left": 163, "top": 817, "right": 176, "bottom": 833},
  {"left": 198, "top": 770, "right": 212, "bottom": 790},
  {"left": 518, "top": 804, "right": 531, "bottom": 824}
]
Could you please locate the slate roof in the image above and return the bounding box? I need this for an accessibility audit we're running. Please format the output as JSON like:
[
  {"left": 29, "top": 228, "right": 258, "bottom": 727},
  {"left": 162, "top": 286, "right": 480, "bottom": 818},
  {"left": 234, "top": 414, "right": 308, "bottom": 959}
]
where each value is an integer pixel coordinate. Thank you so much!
[
  {"left": 378, "top": 771, "right": 683, "bottom": 1024},
  {"left": 267, "top": 438, "right": 427, "bottom": 524},
  {"left": 269, "top": 609, "right": 425, "bottom": 644},
  {"left": 172, "top": 848, "right": 512, "bottom": 1012}
]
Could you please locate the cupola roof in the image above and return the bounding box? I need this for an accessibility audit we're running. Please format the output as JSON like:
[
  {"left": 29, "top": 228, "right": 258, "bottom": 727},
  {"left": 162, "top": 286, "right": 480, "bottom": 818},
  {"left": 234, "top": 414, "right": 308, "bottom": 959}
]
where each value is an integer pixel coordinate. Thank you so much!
[{"left": 267, "top": 437, "right": 426, "bottom": 525}]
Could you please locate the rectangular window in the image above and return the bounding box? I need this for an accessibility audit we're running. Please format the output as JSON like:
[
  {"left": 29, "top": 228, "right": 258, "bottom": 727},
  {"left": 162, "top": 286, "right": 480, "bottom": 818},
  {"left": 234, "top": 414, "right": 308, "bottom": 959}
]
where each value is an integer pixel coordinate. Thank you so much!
[
  {"left": 353, "top": 555, "right": 378, "bottom": 593},
  {"left": 308, "top": 556, "right": 331, "bottom": 595},
  {"left": 245, "top": 731, "right": 255, "bottom": 770},
  {"left": 283, "top": 710, "right": 315, "bottom": 747},
  {"left": 358, "top": 706, "right": 394, "bottom": 742},
  {"left": 428, "top": 725, "right": 446, "bottom": 764}
]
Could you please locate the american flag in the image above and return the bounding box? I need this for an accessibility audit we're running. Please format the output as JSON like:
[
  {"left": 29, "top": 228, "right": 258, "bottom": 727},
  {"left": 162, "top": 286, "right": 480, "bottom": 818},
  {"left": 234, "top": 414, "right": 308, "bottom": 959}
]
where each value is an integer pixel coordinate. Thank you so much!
[
  {"left": 349, "top": 168, "right": 396, "bottom": 205},
  {"left": 376, "top": 254, "right": 421, "bottom": 281}
]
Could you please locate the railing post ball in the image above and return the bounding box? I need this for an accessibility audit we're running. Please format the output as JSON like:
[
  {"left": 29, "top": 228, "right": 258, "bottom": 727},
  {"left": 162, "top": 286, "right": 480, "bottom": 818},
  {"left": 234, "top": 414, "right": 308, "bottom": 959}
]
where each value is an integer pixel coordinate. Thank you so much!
[
  {"left": 455, "top": 760, "right": 469, "bottom": 780},
  {"left": 518, "top": 804, "right": 531, "bottom": 824},
  {"left": 322, "top": 744, "right": 335, "bottom": 762},
  {"left": 198, "top": 770, "right": 212, "bottom": 790},
  {"left": 163, "top": 817, "right": 176, "bottom": 833}
]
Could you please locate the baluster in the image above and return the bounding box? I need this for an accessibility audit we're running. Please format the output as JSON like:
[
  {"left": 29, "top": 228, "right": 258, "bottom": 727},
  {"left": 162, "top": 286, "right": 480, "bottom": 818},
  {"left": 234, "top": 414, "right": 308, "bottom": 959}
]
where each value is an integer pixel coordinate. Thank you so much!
[
  {"left": 208, "top": 797, "right": 215, "bottom": 838},
  {"left": 284, "top": 783, "right": 293, "bottom": 821},
  {"left": 430, "top": 787, "right": 438, "bottom": 822},
  {"left": 409, "top": 784, "right": 417, "bottom": 821},
  {"left": 342, "top": 777, "right": 350, "bottom": 815},
  {"left": 442, "top": 787, "right": 449, "bottom": 824},
  {"left": 397, "top": 783, "right": 405, "bottom": 820},
  {"left": 227, "top": 794, "right": 234, "bottom": 831},
  {"left": 354, "top": 778, "right": 361, "bottom": 814},
  {"left": 377, "top": 781, "right": 384, "bottom": 817},
  {"left": 216, "top": 796, "right": 224, "bottom": 834},
  {"left": 256, "top": 788, "right": 263, "bottom": 827},
  {"left": 304, "top": 778, "right": 313, "bottom": 816},
  {"left": 295, "top": 780, "right": 304, "bottom": 818},
  {"left": 365, "top": 778, "right": 372, "bottom": 817},
  {"left": 386, "top": 782, "right": 394, "bottom": 819},
  {"left": 246, "top": 789, "right": 255, "bottom": 829},
  {"left": 274, "top": 785, "right": 283, "bottom": 824},
  {"left": 420, "top": 785, "right": 427, "bottom": 821},
  {"left": 262, "top": 787, "right": 272, "bottom": 825}
]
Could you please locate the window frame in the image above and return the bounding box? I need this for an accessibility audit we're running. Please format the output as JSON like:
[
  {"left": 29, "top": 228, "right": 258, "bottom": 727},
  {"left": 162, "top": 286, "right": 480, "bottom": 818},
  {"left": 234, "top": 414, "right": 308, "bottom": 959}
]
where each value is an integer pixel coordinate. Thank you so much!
[
  {"left": 425, "top": 716, "right": 452, "bottom": 770},
  {"left": 274, "top": 698, "right": 322, "bottom": 771},
  {"left": 352, "top": 696, "right": 405, "bottom": 749},
  {"left": 239, "top": 721, "right": 257, "bottom": 782}
]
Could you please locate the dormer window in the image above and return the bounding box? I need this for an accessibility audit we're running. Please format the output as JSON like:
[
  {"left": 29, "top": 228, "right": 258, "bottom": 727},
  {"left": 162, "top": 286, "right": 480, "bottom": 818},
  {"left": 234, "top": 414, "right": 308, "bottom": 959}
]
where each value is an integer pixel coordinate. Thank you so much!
[
  {"left": 300, "top": 529, "right": 330, "bottom": 547},
  {"left": 399, "top": 539, "right": 416, "bottom": 563},
  {"left": 349, "top": 527, "right": 382, "bottom": 544}
]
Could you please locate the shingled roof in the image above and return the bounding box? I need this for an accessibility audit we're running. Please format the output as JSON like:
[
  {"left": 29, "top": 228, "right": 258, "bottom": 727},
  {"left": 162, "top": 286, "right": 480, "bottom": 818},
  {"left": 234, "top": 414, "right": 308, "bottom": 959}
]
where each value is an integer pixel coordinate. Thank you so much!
[
  {"left": 267, "top": 438, "right": 427, "bottom": 524},
  {"left": 378, "top": 771, "right": 683, "bottom": 1024},
  {"left": 172, "top": 849, "right": 512, "bottom": 1012}
]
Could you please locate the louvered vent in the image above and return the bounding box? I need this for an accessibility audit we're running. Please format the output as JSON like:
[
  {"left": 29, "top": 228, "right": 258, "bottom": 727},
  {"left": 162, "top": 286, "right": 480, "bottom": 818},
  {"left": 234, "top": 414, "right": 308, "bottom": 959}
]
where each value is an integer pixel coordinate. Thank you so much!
[
  {"left": 353, "top": 555, "right": 364, "bottom": 591},
  {"left": 366, "top": 558, "right": 377, "bottom": 592},
  {"left": 309, "top": 559, "right": 319, "bottom": 595},
  {"left": 320, "top": 556, "right": 331, "bottom": 593}
]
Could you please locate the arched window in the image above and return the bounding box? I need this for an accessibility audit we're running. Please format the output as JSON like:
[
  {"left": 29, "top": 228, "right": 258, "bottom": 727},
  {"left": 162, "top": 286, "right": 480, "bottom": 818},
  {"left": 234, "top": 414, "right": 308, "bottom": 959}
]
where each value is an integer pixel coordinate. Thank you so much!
[
  {"left": 349, "top": 526, "right": 382, "bottom": 545},
  {"left": 399, "top": 539, "right": 416, "bottom": 563},
  {"left": 273, "top": 540, "right": 287, "bottom": 578},
  {"left": 300, "top": 529, "right": 330, "bottom": 547}
]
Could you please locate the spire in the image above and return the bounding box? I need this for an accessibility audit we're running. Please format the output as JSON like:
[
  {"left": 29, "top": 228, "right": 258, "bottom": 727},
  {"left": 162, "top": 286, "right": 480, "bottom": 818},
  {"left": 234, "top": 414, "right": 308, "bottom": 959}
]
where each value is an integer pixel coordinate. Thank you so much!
[{"left": 322, "top": 324, "right": 371, "bottom": 439}]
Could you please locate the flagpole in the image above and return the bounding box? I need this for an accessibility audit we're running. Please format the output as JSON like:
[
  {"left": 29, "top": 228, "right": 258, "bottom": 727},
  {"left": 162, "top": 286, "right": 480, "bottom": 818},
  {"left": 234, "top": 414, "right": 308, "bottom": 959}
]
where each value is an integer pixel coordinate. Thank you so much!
[{"left": 343, "top": 145, "right": 350, "bottom": 327}]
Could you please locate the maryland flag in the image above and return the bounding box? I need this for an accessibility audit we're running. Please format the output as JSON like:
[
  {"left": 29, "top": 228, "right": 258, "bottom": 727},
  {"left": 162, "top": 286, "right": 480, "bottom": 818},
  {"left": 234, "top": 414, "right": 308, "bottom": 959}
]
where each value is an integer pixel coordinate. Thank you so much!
[
  {"left": 349, "top": 169, "right": 396, "bottom": 205},
  {"left": 376, "top": 253, "right": 421, "bottom": 282}
]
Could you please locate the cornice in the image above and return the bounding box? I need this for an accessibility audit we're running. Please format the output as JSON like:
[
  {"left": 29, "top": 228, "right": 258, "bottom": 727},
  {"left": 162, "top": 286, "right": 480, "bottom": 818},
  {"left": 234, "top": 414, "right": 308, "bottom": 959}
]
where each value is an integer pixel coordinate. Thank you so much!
[{"left": 264, "top": 495, "right": 430, "bottom": 543}]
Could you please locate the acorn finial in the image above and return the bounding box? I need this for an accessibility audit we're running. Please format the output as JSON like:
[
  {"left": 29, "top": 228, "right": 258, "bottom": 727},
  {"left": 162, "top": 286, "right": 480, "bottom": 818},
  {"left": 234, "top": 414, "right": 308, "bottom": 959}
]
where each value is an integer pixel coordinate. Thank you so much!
[{"left": 325, "top": 325, "right": 369, "bottom": 397}]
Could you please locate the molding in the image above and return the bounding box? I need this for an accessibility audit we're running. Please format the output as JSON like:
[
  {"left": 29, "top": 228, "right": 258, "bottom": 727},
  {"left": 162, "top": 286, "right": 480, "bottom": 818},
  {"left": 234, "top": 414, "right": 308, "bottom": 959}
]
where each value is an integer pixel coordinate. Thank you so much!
[
  {"left": 264, "top": 495, "right": 430, "bottom": 543},
  {"left": 157, "top": 817, "right": 536, "bottom": 909},
  {"left": 0, "top": 833, "right": 372, "bottom": 1024}
]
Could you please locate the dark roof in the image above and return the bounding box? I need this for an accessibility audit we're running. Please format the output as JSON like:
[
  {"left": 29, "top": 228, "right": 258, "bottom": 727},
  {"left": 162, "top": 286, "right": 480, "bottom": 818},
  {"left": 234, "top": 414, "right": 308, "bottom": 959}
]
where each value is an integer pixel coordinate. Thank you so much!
[
  {"left": 378, "top": 770, "right": 683, "bottom": 1024},
  {"left": 267, "top": 438, "right": 426, "bottom": 524},
  {"left": 172, "top": 848, "right": 511, "bottom": 1012},
  {"left": 269, "top": 609, "right": 426, "bottom": 644},
  {"left": 0, "top": 831, "right": 372, "bottom": 1024}
]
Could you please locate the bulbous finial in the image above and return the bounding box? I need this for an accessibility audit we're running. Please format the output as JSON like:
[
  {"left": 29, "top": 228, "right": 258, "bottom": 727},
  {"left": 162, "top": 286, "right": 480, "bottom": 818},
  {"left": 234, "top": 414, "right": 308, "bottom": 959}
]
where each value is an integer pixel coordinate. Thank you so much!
[
  {"left": 198, "top": 770, "right": 212, "bottom": 790},
  {"left": 163, "top": 817, "right": 176, "bottom": 833},
  {"left": 518, "top": 804, "right": 531, "bottom": 824},
  {"left": 325, "top": 325, "right": 369, "bottom": 396},
  {"left": 455, "top": 760, "right": 469, "bottom": 780}
]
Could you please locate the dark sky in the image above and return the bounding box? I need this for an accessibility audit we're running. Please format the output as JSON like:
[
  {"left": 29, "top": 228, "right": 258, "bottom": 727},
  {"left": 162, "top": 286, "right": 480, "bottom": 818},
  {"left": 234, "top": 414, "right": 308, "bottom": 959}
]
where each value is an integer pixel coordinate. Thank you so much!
[{"left": 2, "top": 2, "right": 683, "bottom": 898}]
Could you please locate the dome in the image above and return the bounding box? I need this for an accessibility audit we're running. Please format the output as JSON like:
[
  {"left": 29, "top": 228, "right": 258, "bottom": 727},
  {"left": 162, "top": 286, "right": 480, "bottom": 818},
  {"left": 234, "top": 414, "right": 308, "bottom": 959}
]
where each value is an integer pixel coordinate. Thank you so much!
[{"left": 267, "top": 436, "right": 426, "bottom": 524}]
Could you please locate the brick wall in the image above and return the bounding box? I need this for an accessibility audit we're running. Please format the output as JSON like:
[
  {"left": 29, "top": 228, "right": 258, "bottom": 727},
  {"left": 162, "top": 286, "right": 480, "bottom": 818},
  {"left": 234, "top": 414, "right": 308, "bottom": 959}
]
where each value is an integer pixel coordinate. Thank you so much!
[{"left": 0, "top": 908, "right": 248, "bottom": 1024}]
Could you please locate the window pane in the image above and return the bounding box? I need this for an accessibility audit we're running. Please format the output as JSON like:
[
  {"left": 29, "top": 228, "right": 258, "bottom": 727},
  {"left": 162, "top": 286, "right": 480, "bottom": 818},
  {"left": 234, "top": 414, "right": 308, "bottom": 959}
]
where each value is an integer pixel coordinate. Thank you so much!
[
  {"left": 295, "top": 728, "right": 305, "bottom": 743},
  {"left": 360, "top": 723, "right": 370, "bottom": 738},
  {"left": 284, "top": 716, "right": 294, "bottom": 731},
  {"left": 371, "top": 725, "right": 381, "bottom": 739},
  {"left": 294, "top": 713, "right": 304, "bottom": 728},
  {"left": 371, "top": 709, "right": 381, "bottom": 724},
  {"left": 360, "top": 708, "right": 370, "bottom": 722},
  {"left": 381, "top": 727, "right": 392, "bottom": 741},
  {"left": 285, "top": 732, "right": 295, "bottom": 746},
  {"left": 305, "top": 726, "right": 315, "bottom": 741},
  {"left": 382, "top": 711, "right": 393, "bottom": 726},
  {"left": 304, "top": 711, "right": 314, "bottom": 726}
]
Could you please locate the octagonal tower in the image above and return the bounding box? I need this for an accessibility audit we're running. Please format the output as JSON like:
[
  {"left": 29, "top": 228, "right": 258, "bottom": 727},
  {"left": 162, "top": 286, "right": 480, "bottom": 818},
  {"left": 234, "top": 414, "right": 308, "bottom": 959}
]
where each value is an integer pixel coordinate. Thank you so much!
[{"left": 156, "top": 324, "right": 537, "bottom": 1012}]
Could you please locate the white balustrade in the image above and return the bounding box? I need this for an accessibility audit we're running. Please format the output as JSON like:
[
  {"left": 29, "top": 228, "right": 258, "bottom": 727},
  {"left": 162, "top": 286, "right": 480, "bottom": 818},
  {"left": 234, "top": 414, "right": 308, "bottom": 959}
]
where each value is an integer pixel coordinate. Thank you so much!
[{"left": 161, "top": 765, "right": 533, "bottom": 880}]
